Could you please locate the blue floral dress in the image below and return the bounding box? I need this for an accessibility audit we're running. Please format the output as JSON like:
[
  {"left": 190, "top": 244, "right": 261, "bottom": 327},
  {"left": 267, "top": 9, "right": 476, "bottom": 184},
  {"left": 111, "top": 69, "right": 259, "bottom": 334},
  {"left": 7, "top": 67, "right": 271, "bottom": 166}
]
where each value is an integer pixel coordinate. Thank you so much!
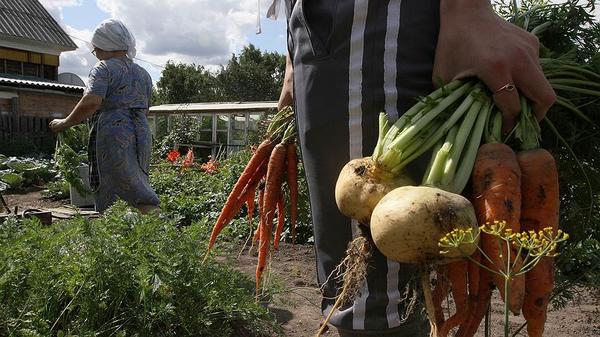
[{"left": 86, "top": 56, "right": 159, "bottom": 212}]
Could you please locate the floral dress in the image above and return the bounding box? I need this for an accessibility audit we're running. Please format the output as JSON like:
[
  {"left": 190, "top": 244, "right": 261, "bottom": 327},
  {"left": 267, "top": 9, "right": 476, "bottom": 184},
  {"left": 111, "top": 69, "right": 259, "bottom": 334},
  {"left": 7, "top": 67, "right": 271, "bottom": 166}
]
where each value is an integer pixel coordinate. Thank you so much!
[{"left": 86, "top": 56, "right": 159, "bottom": 212}]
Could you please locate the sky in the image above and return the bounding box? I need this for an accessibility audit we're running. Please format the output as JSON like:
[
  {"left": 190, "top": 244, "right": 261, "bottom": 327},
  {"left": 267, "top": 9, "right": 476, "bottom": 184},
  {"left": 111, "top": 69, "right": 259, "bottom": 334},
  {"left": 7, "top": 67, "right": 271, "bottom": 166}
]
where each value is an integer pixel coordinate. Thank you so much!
[
  {"left": 38, "top": 1, "right": 599, "bottom": 85},
  {"left": 38, "top": 0, "right": 289, "bottom": 84}
]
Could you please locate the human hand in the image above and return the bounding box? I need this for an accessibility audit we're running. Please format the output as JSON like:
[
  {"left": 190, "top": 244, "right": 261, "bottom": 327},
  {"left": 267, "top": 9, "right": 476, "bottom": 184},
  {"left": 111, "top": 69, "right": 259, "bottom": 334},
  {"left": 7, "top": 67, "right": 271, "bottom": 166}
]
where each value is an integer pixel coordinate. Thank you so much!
[
  {"left": 433, "top": 1, "right": 556, "bottom": 133},
  {"left": 49, "top": 118, "right": 71, "bottom": 133}
]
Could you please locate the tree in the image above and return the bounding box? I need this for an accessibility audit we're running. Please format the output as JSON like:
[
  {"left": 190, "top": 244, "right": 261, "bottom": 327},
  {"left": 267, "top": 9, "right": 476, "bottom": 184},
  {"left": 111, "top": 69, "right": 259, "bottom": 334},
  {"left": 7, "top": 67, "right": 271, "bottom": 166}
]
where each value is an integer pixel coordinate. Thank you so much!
[
  {"left": 216, "top": 44, "right": 286, "bottom": 102},
  {"left": 155, "top": 61, "right": 219, "bottom": 104},
  {"left": 154, "top": 44, "right": 286, "bottom": 105}
]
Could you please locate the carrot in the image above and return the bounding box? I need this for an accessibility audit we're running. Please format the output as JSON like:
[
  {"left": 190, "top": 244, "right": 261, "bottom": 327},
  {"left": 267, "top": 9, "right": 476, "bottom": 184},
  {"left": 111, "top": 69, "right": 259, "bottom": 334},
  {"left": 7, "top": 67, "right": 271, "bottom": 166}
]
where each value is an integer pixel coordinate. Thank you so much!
[
  {"left": 470, "top": 142, "right": 525, "bottom": 315},
  {"left": 256, "top": 143, "right": 287, "bottom": 290},
  {"left": 455, "top": 265, "right": 494, "bottom": 337},
  {"left": 246, "top": 185, "right": 256, "bottom": 224},
  {"left": 286, "top": 143, "right": 299, "bottom": 245},
  {"left": 273, "top": 190, "right": 286, "bottom": 250},
  {"left": 252, "top": 186, "right": 265, "bottom": 246},
  {"left": 439, "top": 260, "right": 469, "bottom": 337},
  {"left": 256, "top": 203, "right": 269, "bottom": 294},
  {"left": 518, "top": 149, "right": 560, "bottom": 337},
  {"left": 205, "top": 139, "right": 275, "bottom": 260},
  {"left": 261, "top": 143, "right": 287, "bottom": 231}
]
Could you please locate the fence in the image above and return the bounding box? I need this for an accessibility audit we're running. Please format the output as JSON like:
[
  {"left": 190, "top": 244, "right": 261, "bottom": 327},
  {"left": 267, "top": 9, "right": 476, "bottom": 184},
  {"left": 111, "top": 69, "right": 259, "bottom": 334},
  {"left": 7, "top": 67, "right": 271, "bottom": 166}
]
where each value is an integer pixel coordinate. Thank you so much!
[{"left": 0, "top": 114, "right": 56, "bottom": 154}]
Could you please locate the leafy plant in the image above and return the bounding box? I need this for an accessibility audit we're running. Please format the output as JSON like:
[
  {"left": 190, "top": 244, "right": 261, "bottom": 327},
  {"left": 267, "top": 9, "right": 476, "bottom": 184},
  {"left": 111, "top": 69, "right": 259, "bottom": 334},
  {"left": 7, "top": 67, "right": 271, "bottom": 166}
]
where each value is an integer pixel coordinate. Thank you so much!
[
  {"left": 0, "top": 202, "right": 281, "bottom": 337},
  {"left": 55, "top": 126, "right": 90, "bottom": 197},
  {"left": 150, "top": 148, "right": 314, "bottom": 244}
]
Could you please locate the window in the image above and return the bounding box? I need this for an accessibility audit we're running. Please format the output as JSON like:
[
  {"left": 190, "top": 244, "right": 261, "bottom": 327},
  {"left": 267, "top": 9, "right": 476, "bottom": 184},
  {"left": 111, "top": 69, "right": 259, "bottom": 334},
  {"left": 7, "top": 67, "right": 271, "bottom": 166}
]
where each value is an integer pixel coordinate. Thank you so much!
[
  {"left": 23, "top": 63, "right": 39, "bottom": 77},
  {"left": 43, "top": 65, "right": 57, "bottom": 81},
  {"left": 6, "top": 60, "right": 21, "bottom": 75}
]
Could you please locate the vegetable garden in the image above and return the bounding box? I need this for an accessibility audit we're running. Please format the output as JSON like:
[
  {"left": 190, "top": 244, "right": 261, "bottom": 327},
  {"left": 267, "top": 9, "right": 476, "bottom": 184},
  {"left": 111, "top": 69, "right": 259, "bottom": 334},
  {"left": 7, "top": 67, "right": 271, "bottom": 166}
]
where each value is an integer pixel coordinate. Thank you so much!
[{"left": 1, "top": 1, "right": 600, "bottom": 336}]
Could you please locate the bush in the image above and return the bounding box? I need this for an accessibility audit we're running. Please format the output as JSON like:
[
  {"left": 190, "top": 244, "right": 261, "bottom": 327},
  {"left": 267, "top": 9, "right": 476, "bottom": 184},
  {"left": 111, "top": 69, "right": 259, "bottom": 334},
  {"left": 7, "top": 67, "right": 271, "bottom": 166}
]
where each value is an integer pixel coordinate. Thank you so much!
[
  {"left": 0, "top": 202, "right": 280, "bottom": 337},
  {"left": 150, "top": 148, "right": 314, "bottom": 244}
]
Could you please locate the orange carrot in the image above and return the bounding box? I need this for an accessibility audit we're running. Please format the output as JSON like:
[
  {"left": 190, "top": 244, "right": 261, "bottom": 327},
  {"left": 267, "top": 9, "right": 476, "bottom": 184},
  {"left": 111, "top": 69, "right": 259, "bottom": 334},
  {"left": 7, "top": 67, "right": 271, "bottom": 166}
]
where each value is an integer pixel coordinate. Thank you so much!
[
  {"left": 518, "top": 149, "right": 559, "bottom": 337},
  {"left": 439, "top": 260, "right": 469, "bottom": 337},
  {"left": 256, "top": 143, "right": 287, "bottom": 290},
  {"left": 205, "top": 139, "right": 275, "bottom": 259},
  {"left": 256, "top": 204, "right": 269, "bottom": 294},
  {"left": 252, "top": 186, "right": 265, "bottom": 245},
  {"left": 246, "top": 185, "right": 256, "bottom": 223},
  {"left": 273, "top": 190, "right": 286, "bottom": 250},
  {"left": 261, "top": 143, "right": 287, "bottom": 231},
  {"left": 456, "top": 265, "right": 494, "bottom": 337},
  {"left": 470, "top": 142, "right": 525, "bottom": 315},
  {"left": 286, "top": 143, "right": 299, "bottom": 244}
]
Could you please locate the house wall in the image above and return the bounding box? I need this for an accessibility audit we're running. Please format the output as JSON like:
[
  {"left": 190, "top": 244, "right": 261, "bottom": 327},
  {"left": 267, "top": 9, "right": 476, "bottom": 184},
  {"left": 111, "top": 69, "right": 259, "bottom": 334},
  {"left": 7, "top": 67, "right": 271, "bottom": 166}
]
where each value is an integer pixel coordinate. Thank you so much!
[{"left": 17, "top": 90, "right": 81, "bottom": 117}]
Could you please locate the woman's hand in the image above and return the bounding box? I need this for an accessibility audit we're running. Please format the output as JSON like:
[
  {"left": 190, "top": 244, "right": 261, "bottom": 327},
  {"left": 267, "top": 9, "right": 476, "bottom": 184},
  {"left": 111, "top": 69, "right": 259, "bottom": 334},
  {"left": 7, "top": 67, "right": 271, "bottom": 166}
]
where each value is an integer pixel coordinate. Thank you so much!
[
  {"left": 49, "top": 118, "right": 72, "bottom": 133},
  {"left": 433, "top": 0, "right": 556, "bottom": 133}
]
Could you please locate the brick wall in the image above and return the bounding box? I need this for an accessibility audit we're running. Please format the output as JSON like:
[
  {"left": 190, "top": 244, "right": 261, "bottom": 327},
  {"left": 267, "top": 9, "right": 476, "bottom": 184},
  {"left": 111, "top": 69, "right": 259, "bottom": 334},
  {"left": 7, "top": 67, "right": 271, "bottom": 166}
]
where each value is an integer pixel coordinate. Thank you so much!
[
  {"left": 17, "top": 90, "right": 82, "bottom": 117},
  {"left": 0, "top": 98, "right": 11, "bottom": 113}
]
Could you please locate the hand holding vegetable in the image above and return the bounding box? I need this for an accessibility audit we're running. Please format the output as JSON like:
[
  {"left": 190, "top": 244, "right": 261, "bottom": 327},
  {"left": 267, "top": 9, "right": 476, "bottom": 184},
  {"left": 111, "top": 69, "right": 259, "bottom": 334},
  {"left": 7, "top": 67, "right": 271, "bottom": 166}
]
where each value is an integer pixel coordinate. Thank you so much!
[
  {"left": 434, "top": 0, "right": 556, "bottom": 133},
  {"left": 49, "top": 118, "right": 72, "bottom": 133}
]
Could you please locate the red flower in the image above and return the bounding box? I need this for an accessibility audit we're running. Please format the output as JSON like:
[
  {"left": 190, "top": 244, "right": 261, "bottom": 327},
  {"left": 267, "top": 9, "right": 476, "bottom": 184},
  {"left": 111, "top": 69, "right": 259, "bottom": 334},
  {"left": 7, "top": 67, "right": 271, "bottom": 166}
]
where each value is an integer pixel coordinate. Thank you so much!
[{"left": 167, "top": 150, "right": 181, "bottom": 163}]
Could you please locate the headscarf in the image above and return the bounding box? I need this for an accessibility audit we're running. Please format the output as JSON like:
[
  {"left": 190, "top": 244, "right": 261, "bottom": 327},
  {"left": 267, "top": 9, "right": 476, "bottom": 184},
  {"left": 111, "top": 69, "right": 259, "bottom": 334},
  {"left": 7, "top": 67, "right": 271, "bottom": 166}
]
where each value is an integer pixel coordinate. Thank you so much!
[{"left": 91, "top": 19, "right": 137, "bottom": 59}]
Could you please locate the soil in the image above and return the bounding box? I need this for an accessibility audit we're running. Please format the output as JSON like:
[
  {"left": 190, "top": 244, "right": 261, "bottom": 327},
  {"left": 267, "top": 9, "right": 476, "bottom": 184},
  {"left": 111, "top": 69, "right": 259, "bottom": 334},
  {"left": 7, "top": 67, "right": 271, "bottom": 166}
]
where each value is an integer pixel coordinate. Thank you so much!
[
  {"left": 4, "top": 191, "right": 599, "bottom": 337},
  {"left": 1, "top": 187, "right": 66, "bottom": 213},
  {"left": 226, "top": 243, "right": 600, "bottom": 337}
]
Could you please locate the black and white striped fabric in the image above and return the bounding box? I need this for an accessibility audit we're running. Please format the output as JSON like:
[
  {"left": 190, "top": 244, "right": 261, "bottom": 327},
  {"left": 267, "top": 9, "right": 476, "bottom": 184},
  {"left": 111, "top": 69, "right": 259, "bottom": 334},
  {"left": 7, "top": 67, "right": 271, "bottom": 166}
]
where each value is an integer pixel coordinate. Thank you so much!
[{"left": 285, "top": 0, "right": 440, "bottom": 333}]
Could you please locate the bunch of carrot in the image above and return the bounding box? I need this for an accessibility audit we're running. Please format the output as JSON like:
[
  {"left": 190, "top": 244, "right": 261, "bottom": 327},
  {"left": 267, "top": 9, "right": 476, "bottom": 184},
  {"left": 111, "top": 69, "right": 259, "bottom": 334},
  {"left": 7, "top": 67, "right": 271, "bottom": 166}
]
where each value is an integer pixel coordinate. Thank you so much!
[
  {"left": 202, "top": 106, "right": 299, "bottom": 294},
  {"left": 430, "top": 100, "right": 561, "bottom": 337}
]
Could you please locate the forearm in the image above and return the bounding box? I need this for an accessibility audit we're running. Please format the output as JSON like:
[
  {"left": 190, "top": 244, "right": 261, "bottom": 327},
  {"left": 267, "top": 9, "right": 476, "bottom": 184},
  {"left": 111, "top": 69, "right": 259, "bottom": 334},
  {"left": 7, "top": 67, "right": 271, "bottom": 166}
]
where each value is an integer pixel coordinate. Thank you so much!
[
  {"left": 277, "top": 54, "right": 294, "bottom": 110},
  {"left": 440, "top": 0, "right": 491, "bottom": 12},
  {"left": 64, "top": 94, "right": 102, "bottom": 127}
]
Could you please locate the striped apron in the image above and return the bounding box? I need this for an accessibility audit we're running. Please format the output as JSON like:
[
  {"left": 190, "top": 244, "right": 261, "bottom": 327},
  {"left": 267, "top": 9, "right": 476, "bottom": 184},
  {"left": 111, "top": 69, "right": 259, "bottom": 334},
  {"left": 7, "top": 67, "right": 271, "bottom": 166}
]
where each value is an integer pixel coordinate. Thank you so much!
[{"left": 286, "top": 0, "right": 439, "bottom": 333}]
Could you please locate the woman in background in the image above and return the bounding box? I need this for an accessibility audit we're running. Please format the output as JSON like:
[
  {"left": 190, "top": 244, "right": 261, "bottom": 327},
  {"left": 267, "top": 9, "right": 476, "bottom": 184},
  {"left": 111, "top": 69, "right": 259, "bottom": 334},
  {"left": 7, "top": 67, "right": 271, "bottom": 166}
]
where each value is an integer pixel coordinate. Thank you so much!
[{"left": 50, "top": 19, "right": 159, "bottom": 213}]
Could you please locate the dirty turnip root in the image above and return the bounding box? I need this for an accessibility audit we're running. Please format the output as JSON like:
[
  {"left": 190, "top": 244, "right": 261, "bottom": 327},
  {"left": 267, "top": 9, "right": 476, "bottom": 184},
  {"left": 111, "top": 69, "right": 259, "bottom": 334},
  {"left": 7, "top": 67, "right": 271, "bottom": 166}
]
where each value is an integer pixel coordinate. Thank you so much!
[
  {"left": 318, "top": 81, "right": 486, "bottom": 337},
  {"left": 371, "top": 186, "right": 478, "bottom": 264},
  {"left": 335, "top": 156, "right": 413, "bottom": 225}
]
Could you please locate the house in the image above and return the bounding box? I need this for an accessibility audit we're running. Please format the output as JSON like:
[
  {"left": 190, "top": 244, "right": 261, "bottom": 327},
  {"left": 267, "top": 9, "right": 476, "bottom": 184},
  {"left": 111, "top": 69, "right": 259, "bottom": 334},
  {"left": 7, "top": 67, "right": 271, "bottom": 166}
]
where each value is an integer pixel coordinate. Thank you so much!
[
  {"left": 0, "top": 0, "right": 84, "bottom": 153},
  {"left": 149, "top": 101, "right": 278, "bottom": 160}
]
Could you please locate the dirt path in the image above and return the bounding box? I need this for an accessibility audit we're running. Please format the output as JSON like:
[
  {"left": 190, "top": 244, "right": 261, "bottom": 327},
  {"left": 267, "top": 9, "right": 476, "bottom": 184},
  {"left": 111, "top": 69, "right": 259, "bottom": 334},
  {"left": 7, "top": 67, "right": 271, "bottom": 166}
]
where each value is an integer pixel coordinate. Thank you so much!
[
  {"left": 2, "top": 188, "right": 66, "bottom": 213},
  {"left": 225, "top": 243, "right": 600, "bottom": 337}
]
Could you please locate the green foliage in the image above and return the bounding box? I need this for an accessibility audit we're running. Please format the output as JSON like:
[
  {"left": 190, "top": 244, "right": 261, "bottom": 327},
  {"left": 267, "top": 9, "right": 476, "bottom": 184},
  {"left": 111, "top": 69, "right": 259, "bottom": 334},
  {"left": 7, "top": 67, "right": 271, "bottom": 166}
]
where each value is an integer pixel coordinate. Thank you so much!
[
  {"left": 150, "top": 149, "right": 314, "bottom": 244},
  {"left": 41, "top": 179, "right": 70, "bottom": 200},
  {"left": 155, "top": 62, "right": 219, "bottom": 104},
  {"left": 155, "top": 44, "right": 285, "bottom": 105},
  {"left": 0, "top": 157, "right": 55, "bottom": 191},
  {"left": 215, "top": 45, "right": 286, "bottom": 102},
  {"left": 0, "top": 202, "right": 280, "bottom": 337},
  {"left": 55, "top": 125, "right": 90, "bottom": 197}
]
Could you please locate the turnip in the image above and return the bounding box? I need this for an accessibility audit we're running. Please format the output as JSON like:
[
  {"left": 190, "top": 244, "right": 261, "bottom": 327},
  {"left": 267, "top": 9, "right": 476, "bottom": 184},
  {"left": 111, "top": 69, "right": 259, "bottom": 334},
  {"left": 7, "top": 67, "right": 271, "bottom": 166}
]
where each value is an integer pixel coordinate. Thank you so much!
[
  {"left": 368, "top": 93, "right": 491, "bottom": 336},
  {"left": 318, "top": 80, "right": 487, "bottom": 337},
  {"left": 335, "top": 156, "right": 413, "bottom": 225},
  {"left": 334, "top": 80, "right": 474, "bottom": 226}
]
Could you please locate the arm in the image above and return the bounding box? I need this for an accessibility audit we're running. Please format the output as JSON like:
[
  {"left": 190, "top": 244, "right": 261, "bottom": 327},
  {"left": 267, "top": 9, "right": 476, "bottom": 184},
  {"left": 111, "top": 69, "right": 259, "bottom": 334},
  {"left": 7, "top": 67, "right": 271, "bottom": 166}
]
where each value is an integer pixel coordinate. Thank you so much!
[
  {"left": 49, "top": 94, "right": 103, "bottom": 133},
  {"left": 433, "top": 0, "right": 556, "bottom": 133},
  {"left": 277, "top": 53, "right": 294, "bottom": 111}
]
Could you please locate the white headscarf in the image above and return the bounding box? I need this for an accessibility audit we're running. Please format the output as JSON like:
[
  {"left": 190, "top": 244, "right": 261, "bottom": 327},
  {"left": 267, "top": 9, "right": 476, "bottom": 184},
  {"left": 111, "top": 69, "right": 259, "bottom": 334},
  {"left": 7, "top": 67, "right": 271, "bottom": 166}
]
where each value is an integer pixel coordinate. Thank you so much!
[{"left": 91, "top": 19, "right": 137, "bottom": 59}]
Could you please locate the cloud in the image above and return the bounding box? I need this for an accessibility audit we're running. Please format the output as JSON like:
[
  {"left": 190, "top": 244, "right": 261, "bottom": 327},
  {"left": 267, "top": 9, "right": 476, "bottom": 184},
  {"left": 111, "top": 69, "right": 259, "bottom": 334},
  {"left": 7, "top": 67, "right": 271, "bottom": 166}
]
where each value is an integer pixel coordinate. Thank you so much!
[
  {"left": 95, "top": 0, "right": 262, "bottom": 65},
  {"left": 38, "top": 0, "right": 82, "bottom": 20}
]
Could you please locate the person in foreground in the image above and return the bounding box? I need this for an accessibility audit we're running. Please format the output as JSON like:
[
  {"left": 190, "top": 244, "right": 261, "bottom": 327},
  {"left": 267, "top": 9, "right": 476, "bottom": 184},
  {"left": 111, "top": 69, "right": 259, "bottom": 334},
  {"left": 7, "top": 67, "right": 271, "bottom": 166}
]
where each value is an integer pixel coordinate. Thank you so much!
[
  {"left": 50, "top": 19, "right": 159, "bottom": 214},
  {"left": 275, "top": 0, "right": 555, "bottom": 336}
]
